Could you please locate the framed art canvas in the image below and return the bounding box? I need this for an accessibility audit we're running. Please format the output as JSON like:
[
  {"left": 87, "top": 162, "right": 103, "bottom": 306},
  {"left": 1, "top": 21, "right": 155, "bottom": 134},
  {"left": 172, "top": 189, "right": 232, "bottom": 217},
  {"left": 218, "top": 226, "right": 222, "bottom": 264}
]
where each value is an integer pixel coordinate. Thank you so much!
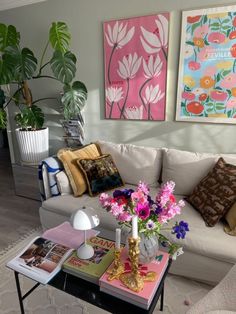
[
  {"left": 176, "top": 5, "right": 236, "bottom": 124},
  {"left": 103, "top": 13, "right": 169, "bottom": 120}
]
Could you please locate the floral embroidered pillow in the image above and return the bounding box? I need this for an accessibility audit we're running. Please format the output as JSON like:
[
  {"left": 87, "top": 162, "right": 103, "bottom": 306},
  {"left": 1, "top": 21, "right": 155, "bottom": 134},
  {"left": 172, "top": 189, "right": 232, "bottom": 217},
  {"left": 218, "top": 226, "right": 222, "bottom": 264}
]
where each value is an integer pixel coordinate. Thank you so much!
[{"left": 77, "top": 154, "right": 124, "bottom": 196}]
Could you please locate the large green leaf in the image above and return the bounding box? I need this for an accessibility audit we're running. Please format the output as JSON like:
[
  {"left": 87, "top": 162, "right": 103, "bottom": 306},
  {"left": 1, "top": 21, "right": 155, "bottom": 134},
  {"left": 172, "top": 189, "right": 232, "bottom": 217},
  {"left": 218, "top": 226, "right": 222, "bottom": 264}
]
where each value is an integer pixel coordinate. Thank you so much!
[
  {"left": 4, "top": 46, "right": 37, "bottom": 81},
  {"left": 49, "top": 22, "right": 71, "bottom": 53},
  {"left": 0, "top": 54, "right": 15, "bottom": 84},
  {"left": 50, "top": 50, "right": 76, "bottom": 84},
  {"left": 15, "top": 105, "right": 44, "bottom": 129},
  {"left": 0, "top": 24, "right": 20, "bottom": 52},
  {"left": 62, "top": 81, "right": 87, "bottom": 120},
  {"left": 0, "top": 108, "right": 7, "bottom": 129}
]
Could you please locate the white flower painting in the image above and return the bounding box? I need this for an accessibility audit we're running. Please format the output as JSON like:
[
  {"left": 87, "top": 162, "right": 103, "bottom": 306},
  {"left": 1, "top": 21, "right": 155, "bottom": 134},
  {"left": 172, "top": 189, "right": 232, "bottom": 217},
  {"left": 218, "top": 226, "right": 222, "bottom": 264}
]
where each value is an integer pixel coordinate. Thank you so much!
[{"left": 104, "top": 13, "right": 169, "bottom": 120}]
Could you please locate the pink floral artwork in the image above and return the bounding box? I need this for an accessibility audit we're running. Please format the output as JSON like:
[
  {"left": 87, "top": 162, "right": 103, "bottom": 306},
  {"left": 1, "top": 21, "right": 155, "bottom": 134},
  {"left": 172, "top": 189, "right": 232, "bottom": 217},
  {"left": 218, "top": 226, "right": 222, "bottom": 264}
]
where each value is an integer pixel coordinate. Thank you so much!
[
  {"left": 103, "top": 13, "right": 169, "bottom": 120},
  {"left": 176, "top": 5, "right": 236, "bottom": 123}
]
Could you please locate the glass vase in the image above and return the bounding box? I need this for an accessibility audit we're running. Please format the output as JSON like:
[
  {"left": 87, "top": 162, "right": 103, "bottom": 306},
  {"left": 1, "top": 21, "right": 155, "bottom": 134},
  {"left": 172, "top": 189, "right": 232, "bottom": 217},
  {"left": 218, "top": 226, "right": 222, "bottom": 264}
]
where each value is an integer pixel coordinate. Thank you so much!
[{"left": 139, "top": 233, "right": 159, "bottom": 264}]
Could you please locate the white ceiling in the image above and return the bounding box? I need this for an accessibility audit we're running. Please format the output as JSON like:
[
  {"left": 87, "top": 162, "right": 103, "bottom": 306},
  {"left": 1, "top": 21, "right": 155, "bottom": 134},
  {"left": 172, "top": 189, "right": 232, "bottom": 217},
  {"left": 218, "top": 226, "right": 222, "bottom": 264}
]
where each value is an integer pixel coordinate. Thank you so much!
[{"left": 0, "top": 0, "right": 47, "bottom": 11}]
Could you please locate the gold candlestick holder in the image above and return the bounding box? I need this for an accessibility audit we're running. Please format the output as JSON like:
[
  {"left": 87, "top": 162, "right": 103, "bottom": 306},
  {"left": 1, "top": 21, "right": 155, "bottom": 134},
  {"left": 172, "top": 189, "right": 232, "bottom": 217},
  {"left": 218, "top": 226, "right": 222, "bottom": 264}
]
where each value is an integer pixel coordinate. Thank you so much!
[
  {"left": 107, "top": 247, "right": 124, "bottom": 281},
  {"left": 120, "top": 237, "right": 144, "bottom": 292}
]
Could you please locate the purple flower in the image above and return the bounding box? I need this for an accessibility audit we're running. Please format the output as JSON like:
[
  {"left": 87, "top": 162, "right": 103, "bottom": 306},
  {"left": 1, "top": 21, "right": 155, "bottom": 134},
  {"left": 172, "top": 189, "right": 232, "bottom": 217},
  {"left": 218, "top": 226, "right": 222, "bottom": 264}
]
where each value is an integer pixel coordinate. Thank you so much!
[
  {"left": 155, "top": 203, "right": 163, "bottom": 215},
  {"left": 146, "top": 219, "right": 155, "bottom": 230},
  {"left": 135, "top": 203, "right": 150, "bottom": 220},
  {"left": 113, "top": 188, "right": 134, "bottom": 199},
  {"left": 172, "top": 221, "right": 189, "bottom": 239}
]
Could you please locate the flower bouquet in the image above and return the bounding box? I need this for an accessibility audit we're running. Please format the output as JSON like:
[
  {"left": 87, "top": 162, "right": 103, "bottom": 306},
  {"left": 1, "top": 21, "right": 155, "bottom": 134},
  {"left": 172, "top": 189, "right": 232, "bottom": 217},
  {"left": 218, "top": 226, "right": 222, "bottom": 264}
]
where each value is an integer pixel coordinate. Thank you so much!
[{"left": 99, "top": 181, "right": 189, "bottom": 259}]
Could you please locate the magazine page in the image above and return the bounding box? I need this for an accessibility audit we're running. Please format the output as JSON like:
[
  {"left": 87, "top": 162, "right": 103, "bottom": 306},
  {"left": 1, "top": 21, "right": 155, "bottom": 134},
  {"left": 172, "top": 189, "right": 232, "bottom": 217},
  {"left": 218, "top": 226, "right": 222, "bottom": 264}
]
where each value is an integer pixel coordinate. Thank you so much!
[
  {"left": 42, "top": 222, "right": 100, "bottom": 249},
  {"left": 7, "top": 237, "right": 73, "bottom": 284}
]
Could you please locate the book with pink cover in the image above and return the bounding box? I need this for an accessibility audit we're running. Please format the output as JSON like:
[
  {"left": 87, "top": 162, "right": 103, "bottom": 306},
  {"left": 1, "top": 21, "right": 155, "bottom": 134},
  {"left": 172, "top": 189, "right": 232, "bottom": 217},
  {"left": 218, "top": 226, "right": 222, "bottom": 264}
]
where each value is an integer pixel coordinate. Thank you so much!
[
  {"left": 99, "top": 249, "right": 169, "bottom": 309},
  {"left": 42, "top": 222, "right": 99, "bottom": 249}
]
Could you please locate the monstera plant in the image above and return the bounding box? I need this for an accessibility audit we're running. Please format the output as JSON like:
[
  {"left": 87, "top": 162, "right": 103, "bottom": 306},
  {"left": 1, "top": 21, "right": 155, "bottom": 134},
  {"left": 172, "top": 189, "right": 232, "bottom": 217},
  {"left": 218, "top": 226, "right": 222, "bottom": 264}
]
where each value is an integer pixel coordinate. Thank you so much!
[{"left": 0, "top": 21, "right": 87, "bottom": 164}]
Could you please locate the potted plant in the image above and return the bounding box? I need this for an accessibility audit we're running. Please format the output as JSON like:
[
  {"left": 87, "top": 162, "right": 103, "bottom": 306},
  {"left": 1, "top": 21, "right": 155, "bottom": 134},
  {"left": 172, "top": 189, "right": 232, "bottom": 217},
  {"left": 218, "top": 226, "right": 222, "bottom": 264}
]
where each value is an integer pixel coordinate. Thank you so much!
[{"left": 0, "top": 21, "right": 87, "bottom": 165}]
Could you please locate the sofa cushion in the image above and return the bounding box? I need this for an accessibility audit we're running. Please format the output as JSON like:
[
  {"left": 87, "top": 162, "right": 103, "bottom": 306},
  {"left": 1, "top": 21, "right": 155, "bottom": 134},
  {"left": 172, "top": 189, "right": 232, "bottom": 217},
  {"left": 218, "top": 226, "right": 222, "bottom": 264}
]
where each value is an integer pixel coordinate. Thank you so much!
[
  {"left": 162, "top": 195, "right": 236, "bottom": 265},
  {"left": 162, "top": 148, "right": 236, "bottom": 196},
  {"left": 187, "top": 158, "right": 236, "bottom": 227},
  {"left": 57, "top": 144, "right": 100, "bottom": 196},
  {"left": 55, "top": 171, "right": 73, "bottom": 196},
  {"left": 96, "top": 140, "right": 162, "bottom": 187},
  {"left": 77, "top": 154, "right": 124, "bottom": 196},
  {"left": 224, "top": 202, "right": 236, "bottom": 236}
]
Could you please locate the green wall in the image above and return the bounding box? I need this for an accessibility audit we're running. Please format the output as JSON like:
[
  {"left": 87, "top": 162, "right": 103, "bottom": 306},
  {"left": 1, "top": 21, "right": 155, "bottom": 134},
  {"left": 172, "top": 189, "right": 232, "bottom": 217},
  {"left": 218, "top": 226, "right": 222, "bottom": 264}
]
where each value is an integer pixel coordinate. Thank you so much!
[{"left": 1, "top": 0, "right": 236, "bottom": 161}]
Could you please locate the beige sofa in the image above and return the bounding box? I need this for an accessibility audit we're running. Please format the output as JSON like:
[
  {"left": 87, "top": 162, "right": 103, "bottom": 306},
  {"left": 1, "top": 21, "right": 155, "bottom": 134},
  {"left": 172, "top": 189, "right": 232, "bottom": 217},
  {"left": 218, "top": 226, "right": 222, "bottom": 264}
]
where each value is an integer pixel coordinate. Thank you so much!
[{"left": 39, "top": 140, "right": 236, "bottom": 284}]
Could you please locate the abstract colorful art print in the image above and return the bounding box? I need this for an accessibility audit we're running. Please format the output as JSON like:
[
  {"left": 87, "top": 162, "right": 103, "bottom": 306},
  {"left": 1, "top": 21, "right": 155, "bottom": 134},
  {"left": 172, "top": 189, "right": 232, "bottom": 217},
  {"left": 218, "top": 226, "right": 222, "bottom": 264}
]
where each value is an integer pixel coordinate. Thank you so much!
[
  {"left": 103, "top": 13, "right": 169, "bottom": 120},
  {"left": 176, "top": 5, "right": 236, "bottom": 124}
]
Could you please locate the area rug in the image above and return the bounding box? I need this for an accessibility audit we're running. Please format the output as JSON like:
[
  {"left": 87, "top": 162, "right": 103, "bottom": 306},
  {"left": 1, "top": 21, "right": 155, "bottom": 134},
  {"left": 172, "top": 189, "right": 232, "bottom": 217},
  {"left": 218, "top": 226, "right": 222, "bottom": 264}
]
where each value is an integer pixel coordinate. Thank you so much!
[{"left": 0, "top": 230, "right": 211, "bottom": 314}]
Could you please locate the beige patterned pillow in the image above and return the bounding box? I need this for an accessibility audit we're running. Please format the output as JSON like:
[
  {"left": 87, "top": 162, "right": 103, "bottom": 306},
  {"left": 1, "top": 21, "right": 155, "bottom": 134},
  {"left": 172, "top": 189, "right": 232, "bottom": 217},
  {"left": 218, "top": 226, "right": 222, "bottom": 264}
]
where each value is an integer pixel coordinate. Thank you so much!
[{"left": 187, "top": 157, "right": 236, "bottom": 227}]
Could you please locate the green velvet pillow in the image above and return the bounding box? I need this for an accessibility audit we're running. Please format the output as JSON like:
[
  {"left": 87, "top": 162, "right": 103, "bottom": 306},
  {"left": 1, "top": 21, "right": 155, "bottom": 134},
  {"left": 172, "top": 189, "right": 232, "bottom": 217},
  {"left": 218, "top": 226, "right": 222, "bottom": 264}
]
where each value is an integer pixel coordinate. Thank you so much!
[{"left": 77, "top": 154, "right": 124, "bottom": 196}]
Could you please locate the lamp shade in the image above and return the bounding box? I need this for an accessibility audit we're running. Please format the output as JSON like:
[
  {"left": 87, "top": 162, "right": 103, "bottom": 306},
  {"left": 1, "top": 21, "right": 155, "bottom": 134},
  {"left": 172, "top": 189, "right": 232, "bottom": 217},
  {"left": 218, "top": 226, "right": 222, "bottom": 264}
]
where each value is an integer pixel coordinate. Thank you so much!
[{"left": 71, "top": 207, "right": 100, "bottom": 230}]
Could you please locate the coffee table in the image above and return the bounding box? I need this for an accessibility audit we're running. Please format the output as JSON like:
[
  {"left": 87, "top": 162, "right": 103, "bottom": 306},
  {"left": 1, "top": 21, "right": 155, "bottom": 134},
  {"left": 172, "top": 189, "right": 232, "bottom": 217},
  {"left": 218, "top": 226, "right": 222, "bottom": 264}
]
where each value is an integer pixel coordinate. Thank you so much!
[{"left": 13, "top": 228, "right": 172, "bottom": 314}]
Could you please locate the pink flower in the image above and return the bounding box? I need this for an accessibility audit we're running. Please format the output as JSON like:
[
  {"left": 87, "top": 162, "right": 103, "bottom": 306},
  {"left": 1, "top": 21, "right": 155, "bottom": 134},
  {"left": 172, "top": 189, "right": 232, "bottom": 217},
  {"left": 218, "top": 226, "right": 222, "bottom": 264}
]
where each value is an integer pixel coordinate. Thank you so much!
[
  {"left": 210, "top": 90, "right": 228, "bottom": 101},
  {"left": 131, "top": 190, "right": 147, "bottom": 205},
  {"left": 188, "top": 61, "right": 201, "bottom": 71},
  {"left": 135, "top": 203, "right": 150, "bottom": 220},
  {"left": 110, "top": 203, "right": 124, "bottom": 217},
  {"left": 194, "top": 25, "right": 209, "bottom": 38},
  {"left": 99, "top": 193, "right": 112, "bottom": 208},
  {"left": 137, "top": 181, "right": 149, "bottom": 195},
  {"left": 226, "top": 99, "right": 236, "bottom": 109},
  {"left": 182, "top": 91, "right": 195, "bottom": 101},
  {"left": 220, "top": 73, "right": 236, "bottom": 89},
  {"left": 198, "top": 47, "right": 214, "bottom": 62},
  {"left": 208, "top": 32, "right": 226, "bottom": 44},
  {"left": 118, "top": 211, "right": 132, "bottom": 222}
]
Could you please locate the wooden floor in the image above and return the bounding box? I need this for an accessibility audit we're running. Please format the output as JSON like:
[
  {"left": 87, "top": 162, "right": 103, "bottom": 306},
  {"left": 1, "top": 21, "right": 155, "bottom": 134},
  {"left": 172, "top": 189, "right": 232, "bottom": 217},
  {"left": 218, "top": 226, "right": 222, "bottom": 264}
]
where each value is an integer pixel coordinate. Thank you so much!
[{"left": 0, "top": 147, "right": 41, "bottom": 250}]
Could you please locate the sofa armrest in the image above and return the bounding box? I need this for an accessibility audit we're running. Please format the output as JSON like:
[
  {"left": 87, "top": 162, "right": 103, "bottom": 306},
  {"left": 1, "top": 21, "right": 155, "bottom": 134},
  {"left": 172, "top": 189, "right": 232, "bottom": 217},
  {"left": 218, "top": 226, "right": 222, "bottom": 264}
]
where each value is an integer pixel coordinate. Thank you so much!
[{"left": 38, "top": 156, "right": 63, "bottom": 200}]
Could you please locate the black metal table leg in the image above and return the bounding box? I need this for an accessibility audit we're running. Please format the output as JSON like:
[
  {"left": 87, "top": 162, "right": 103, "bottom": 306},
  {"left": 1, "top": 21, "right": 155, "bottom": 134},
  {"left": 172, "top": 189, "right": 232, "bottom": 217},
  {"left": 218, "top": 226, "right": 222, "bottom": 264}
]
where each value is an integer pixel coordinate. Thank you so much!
[
  {"left": 160, "top": 282, "right": 164, "bottom": 311},
  {"left": 14, "top": 271, "right": 25, "bottom": 314}
]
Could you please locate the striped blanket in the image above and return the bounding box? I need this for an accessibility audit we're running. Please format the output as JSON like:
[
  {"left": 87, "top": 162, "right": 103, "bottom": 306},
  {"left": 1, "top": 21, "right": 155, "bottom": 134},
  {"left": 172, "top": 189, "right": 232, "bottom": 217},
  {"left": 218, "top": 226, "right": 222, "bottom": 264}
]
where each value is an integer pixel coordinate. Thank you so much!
[{"left": 38, "top": 156, "right": 63, "bottom": 200}]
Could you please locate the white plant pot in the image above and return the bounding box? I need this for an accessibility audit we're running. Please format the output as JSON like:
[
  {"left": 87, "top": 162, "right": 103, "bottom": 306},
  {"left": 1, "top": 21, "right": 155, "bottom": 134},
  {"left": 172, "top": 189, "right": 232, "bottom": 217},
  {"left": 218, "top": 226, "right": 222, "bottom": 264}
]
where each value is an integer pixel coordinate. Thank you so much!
[{"left": 15, "top": 127, "right": 49, "bottom": 166}]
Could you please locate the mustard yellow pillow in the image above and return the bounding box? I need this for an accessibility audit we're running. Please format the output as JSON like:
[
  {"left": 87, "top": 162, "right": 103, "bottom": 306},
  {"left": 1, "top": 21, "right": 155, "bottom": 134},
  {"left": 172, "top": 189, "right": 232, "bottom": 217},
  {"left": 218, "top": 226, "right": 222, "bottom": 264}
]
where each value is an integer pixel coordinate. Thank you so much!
[
  {"left": 224, "top": 203, "right": 236, "bottom": 236},
  {"left": 57, "top": 144, "right": 101, "bottom": 196}
]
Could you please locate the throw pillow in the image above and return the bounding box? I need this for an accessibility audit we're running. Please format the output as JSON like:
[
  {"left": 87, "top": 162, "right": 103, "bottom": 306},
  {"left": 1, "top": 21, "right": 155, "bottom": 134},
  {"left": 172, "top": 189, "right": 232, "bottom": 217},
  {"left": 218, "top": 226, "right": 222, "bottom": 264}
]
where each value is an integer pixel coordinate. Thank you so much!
[
  {"left": 55, "top": 170, "right": 73, "bottom": 196},
  {"left": 224, "top": 202, "right": 236, "bottom": 236},
  {"left": 187, "top": 157, "right": 236, "bottom": 227},
  {"left": 57, "top": 144, "right": 101, "bottom": 196},
  {"left": 77, "top": 154, "right": 124, "bottom": 196},
  {"left": 96, "top": 140, "right": 162, "bottom": 187}
]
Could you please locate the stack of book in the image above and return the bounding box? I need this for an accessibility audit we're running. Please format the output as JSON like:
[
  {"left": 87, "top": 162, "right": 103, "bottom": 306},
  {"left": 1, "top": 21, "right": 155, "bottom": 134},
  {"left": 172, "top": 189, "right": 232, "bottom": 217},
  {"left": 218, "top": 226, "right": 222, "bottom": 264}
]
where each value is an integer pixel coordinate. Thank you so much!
[
  {"left": 99, "top": 250, "right": 169, "bottom": 309},
  {"left": 63, "top": 236, "right": 119, "bottom": 284}
]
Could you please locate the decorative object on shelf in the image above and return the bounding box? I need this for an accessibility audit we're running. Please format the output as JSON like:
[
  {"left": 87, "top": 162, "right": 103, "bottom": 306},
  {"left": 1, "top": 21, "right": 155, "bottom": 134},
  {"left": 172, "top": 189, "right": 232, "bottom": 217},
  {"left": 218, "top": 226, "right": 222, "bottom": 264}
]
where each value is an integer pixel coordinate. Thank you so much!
[
  {"left": 100, "top": 181, "right": 189, "bottom": 262},
  {"left": 176, "top": 4, "right": 236, "bottom": 124},
  {"left": 103, "top": 13, "right": 169, "bottom": 121},
  {"left": 71, "top": 206, "right": 100, "bottom": 259},
  {"left": 0, "top": 21, "right": 87, "bottom": 164}
]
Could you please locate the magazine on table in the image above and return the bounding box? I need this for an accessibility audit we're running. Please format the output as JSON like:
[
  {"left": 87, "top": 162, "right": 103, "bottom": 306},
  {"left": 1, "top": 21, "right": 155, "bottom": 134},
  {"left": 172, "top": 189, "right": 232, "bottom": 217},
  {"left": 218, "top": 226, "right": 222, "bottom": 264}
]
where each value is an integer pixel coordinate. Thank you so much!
[
  {"left": 99, "top": 249, "right": 169, "bottom": 309},
  {"left": 7, "top": 237, "right": 73, "bottom": 284},
  {"left": 6, "top": 222, "right": 100, "bottom": 284},
  {"left": 63, "top": 236, "right": 122, "bottom": 284}
]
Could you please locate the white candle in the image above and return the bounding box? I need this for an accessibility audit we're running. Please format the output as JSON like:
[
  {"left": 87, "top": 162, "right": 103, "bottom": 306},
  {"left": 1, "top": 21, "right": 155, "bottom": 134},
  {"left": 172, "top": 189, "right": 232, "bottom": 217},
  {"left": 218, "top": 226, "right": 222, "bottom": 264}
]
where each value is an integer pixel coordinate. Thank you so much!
[
  {"left": 132, "top": 215, "right": 138, "bottom": 239},
  {"left": 115, "top": 228, "right": 121, "bottom": 249}
]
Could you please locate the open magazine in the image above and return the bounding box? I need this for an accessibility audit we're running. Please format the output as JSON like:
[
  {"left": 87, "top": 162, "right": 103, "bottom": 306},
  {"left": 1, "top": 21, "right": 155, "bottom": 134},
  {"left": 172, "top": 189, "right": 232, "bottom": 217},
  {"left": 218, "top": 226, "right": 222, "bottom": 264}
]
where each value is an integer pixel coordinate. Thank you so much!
[{"left": 7, "top": 237, "right": 73, "bottom": 284}]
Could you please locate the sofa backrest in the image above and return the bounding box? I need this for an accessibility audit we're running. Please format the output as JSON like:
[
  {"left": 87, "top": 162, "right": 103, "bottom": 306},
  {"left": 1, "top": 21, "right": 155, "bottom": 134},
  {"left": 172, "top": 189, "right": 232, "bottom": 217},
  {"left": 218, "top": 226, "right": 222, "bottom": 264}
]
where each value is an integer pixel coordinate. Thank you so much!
[
  {"left": 162, "top": 148, "right": 236, "bottom": 195},
  {"left": 96, "top": 140, "right": 163, "bottom": 187}
]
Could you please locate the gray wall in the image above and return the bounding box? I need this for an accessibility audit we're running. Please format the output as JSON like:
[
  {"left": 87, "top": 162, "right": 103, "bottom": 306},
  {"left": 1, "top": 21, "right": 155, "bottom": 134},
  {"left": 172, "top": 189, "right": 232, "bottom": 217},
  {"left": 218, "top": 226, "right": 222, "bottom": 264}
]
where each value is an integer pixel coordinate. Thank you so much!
[{"left": 1, "top": 0, "right": 236, "bottom": 163}]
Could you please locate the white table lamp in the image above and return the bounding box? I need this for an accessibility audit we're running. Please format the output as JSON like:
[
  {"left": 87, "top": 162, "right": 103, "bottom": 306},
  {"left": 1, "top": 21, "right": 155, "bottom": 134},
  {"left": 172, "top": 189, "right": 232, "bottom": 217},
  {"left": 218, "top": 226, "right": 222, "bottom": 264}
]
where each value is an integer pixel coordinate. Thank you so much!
[{"left": 71, "top": 206, "right": 100, "bottom": 259}]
